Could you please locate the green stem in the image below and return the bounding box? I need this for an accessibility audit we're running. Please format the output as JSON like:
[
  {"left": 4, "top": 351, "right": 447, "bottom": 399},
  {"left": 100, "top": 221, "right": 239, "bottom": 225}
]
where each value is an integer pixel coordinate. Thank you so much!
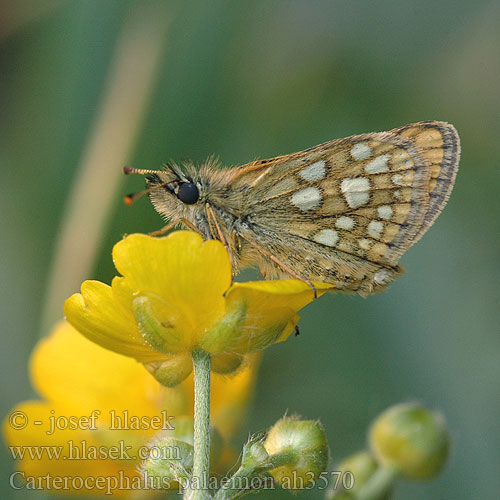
[
  {"left": 214, "top": 449, "right": 298, "bottom": 500},
  {"left": 190, "top": 348, "right": 212, "bottom": 499},
  {"left": 214, "top": 467, "right": 255, "bottom": 500},
  {"left": 355, "top": 464, "right": 399, "bottom": 500}
]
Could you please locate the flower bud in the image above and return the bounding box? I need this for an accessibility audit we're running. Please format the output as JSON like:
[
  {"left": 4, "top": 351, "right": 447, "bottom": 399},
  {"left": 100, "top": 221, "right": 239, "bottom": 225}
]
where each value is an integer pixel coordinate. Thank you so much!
[
  {"left": 241, "top": 436, "right": 270, "bottom": 470},
  {"left": 264, "top": 416, "right": 329, "bottom": 490},
  {"left": 141, "top": 436, "right": 193, "bottom": 487},
  {"left": 369, "top": 403, "right": 449, "bottom": 479}
]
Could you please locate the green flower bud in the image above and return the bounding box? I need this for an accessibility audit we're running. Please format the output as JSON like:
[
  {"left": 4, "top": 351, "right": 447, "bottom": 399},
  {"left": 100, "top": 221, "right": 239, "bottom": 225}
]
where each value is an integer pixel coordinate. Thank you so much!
[
  {"left": 264, "top": 416, "right": 329, "bottom": 490},
  {"left": 241, "top": 436, "right": 270, "bottom": 470},
  {"left": 369, "top": 403, "right": 449, "bottom": 479},
  {"left": 141, "top": 436, "right": 193, "bottom": 487}
]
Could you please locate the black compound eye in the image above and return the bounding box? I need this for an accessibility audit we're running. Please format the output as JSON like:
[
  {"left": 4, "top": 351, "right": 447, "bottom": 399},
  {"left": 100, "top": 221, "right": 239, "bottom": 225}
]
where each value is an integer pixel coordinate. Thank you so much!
[{"left": 177, "top": 182, "right": 199, "bottom": 204}]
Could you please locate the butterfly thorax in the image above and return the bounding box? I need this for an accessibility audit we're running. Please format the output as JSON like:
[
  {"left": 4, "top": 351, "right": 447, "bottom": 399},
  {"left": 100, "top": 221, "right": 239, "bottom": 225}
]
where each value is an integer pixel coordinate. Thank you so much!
[{"left": 146, "top": 161, "right": 251, "bottom": 269}]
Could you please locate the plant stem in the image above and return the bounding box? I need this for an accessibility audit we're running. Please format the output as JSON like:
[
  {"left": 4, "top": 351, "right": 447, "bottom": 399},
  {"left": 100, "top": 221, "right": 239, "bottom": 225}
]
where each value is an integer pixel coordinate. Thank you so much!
[
  {"left": 356, "top": 464, "right": 399, "bottom": 500},
  {"left": 190, "top": 348, "right": 211, "bottom": 499},
  {"left": 214, "top": 449, "right": 298, "bottom": 500}
]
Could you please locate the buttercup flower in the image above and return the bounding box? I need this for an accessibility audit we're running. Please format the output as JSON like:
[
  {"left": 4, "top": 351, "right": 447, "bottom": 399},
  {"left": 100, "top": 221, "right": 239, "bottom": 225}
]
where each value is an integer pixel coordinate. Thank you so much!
[
  {"left": 64, "top": 231, "right": 332, "bottom": 386},
  {"left": 3, "top": 321, "right": 259, "bottom": 497}
]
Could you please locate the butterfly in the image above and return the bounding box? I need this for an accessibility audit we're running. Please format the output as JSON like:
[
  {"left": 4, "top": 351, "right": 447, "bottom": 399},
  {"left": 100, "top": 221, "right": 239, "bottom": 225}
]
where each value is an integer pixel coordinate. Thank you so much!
[{"left": 124, "top": 121, "right": 460, "bottom": 297}]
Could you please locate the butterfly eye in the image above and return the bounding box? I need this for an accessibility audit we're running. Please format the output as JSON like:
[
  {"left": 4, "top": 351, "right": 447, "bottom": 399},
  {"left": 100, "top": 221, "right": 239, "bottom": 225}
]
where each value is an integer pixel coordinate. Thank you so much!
[{"left": 177, "top": 182, "right": 199, "bottom": 204}]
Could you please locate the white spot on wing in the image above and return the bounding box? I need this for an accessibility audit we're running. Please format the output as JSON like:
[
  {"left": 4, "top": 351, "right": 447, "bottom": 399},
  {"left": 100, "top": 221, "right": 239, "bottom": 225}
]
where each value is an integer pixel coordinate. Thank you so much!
[
  {"left": 340, "top": 177, "right": 371, "bottom": 208},
  {"left": 291, "top": 187, "right": 322, "bottom": 211},
  {"left": 378, "top": 206, "right": 393, "bottom": 219},
  {"left": 358, "top": 238, "right": 372, "bottom": 250},
  {"left": 351, "top": 143, "right": 372, "bottom": 161},
  {"left": 392, "top": 174, "right": 403, "bottom": 186},
  {"left": 365, "top": 154, "right": 390, "bottom": 174},
  {"left": 335, "top": 216, "right": 355, "bottom": 230},
  {"left": 394, "top": 190, "right": 402, "bottom": 199},
  {"left": 367, "top": 220, "right": 384, "bottom": 238},
  {"left": 374, "top": 269, "right": 391, "bottom": 285},
  {"left": 299, "top": 160, "right": 326, "bottom": 181},
  {"left": 314, "top": 229, "right": 338, "bottom": 247}
]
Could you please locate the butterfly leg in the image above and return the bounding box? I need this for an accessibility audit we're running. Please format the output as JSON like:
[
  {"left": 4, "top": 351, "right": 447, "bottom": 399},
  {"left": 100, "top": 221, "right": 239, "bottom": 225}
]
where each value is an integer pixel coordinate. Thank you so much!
[
  {"left": 239, "top": 235, "right": 318, "bottom": 299},
  {"left": 148, "top": 219, "right": 180, "bottom": 237},
  {"left": 206, "top": 203, "right": 235, "bottom": 290},
  {"left": 180, "top": 218, "right": 204, "bottom": 235},
  {"left": 149, "top": 218, "right": 203, "bottom": 237},
  {"left": 205, "top": 203, "right": 229, "bottom": 249}
]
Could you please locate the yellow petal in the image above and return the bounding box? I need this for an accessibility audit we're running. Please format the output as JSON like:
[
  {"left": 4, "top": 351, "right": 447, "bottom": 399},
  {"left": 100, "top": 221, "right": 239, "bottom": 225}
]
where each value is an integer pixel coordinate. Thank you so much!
[
  {"left": 227, "top": 279, "right": 333, "bottom": 311},
  {"left": 112, "top": 232, "right": 231, "bottom": 346},
  {"left": 224, "top": 280, "right": 333, "bottom": 352},
  {"left": 29, "top": 321, "right": 184, "bottom": 416},
  {"left": 64, "top": 281, "right": 163, "bottom": 362},
  {"left": 276, "top": 313, "right": 301, "bottom": 343}
]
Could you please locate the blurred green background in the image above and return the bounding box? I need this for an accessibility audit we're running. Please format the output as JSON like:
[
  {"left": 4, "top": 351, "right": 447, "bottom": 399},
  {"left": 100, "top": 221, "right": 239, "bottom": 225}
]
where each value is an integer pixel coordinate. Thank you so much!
[{"left": 1, "top": 1, "right": 499, "bottom": 499}]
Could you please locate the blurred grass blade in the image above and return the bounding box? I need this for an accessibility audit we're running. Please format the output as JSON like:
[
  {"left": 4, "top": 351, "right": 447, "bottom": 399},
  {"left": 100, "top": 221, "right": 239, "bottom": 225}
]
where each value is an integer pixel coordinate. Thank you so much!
[
  {"left": 41, "top": 2, "right": 170, "bottom": 334},
  {"left": 0, "top": 0, "right": 64, "bottom": 41}
]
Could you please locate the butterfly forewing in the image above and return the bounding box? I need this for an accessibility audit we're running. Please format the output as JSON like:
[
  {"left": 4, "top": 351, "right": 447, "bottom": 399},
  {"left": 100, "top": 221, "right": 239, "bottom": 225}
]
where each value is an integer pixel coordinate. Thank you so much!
[
  {"left": 138, "top": 121, "right": 459, "bottom": 296},
  {"left": 392, "top": 121, "right": 460, "bottom": 242},
  {"left": 228, "top": 121, "right": 459, "bottom": 294}
]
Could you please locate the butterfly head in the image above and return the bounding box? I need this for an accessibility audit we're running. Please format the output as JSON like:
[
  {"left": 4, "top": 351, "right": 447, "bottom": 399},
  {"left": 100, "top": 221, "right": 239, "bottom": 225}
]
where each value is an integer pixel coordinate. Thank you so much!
[{"left": 123, "top": 163, "right": 205, "bottom": 221}]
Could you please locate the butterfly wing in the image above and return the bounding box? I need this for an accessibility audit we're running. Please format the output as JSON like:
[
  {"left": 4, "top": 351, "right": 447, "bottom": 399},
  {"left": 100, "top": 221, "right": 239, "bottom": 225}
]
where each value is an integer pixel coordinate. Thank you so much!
[
  {"left": 391, "top": 121, "right": 460, "bottom": 242},
  {"left": 229, "top": 121, "right": 460, "bottom": 295}
]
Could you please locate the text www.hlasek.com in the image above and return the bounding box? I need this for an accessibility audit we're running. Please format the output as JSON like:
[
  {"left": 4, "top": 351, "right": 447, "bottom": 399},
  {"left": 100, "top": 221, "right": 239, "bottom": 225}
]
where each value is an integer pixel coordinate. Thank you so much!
[{"left": 9, "top": 440, "right": 181, "bottom": 461}]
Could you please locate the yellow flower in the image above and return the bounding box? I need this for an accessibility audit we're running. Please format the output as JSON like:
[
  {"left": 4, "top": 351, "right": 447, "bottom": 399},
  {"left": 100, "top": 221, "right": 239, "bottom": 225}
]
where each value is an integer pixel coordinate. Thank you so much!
[
  {"left": 3, "top": 321, "right": 259, "bottom": 497},
  {"left": 64, "top": 231, "right": 332, "bottom": 386}
]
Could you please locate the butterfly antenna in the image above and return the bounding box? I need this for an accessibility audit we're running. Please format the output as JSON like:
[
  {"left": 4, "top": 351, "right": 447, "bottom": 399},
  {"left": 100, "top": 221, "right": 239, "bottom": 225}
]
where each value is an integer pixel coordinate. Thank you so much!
[
  {"left": 123, "top": 166, "right": 171, "bottom": 205},
  {"left": 123, "top": 166, "right": 159, "bottom": 175}
]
